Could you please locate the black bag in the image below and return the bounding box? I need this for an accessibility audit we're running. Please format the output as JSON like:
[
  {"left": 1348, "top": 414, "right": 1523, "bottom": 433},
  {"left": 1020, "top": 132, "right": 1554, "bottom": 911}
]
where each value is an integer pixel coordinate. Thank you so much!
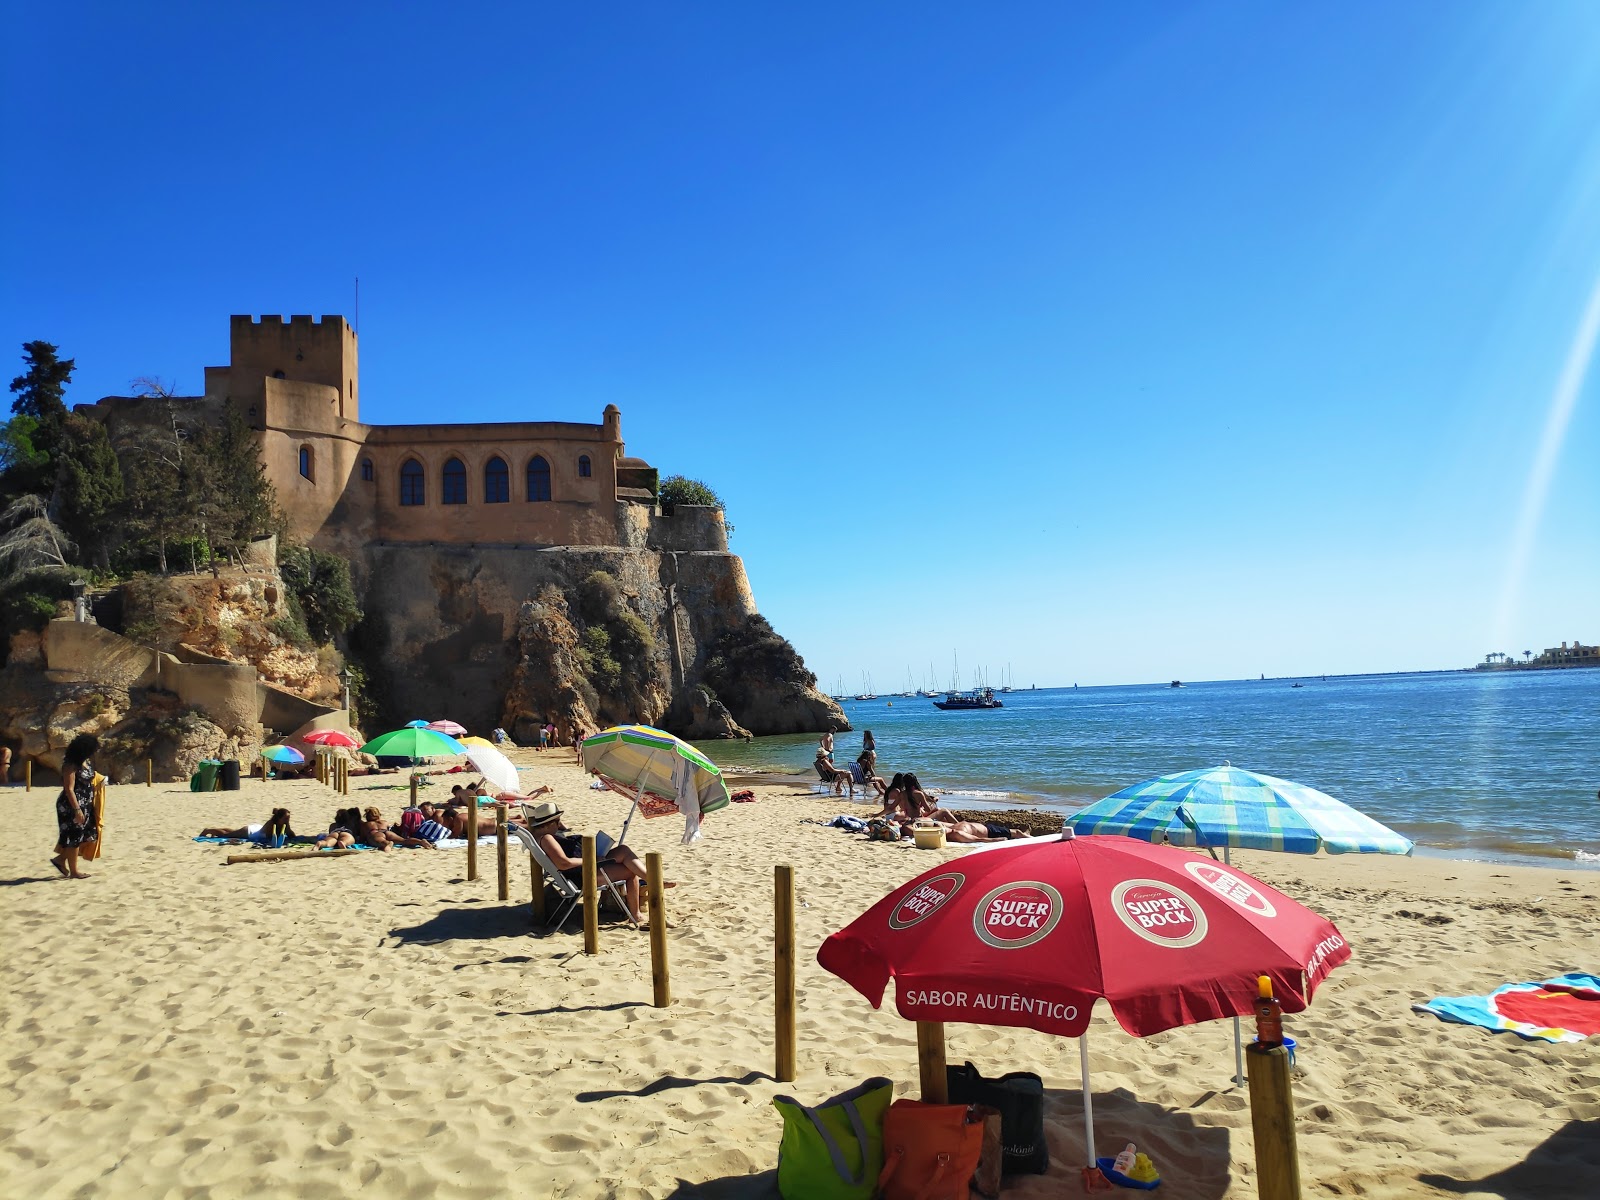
[{"left": 946, "top": 1060, "right": 1048, "bottom": 1176}]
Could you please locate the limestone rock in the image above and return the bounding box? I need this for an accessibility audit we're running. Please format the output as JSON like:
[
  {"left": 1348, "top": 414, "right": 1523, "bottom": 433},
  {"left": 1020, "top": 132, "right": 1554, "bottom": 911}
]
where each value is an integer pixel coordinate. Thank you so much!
[{"left": 666, "top": 685, "right": 751, "bottom": 741}]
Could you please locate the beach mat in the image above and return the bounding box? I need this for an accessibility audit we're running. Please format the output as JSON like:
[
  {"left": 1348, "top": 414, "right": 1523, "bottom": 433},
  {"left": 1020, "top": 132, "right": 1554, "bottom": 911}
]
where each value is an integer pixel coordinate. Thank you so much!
[{"left": 1413, "top": 973, "right": 1600, "bottom": 1042}]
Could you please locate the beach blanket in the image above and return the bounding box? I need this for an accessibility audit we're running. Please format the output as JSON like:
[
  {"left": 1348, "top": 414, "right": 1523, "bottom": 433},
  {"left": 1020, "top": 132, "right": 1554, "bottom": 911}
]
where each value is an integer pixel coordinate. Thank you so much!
[{"left": 1413, "top": 973, "right": 1600, "bottom": 1042}]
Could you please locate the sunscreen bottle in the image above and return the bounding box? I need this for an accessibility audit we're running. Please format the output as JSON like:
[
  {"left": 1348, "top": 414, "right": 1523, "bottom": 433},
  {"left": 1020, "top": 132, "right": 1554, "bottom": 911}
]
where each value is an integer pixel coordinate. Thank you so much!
[{"left": 1253, "top": 974, "right": 1283, "bottom": 1046}]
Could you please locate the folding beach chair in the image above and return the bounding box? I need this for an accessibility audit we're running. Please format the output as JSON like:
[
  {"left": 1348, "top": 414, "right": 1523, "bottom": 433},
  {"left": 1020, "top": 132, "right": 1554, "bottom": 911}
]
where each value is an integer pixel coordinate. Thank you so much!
[{"left": 507, "top": 818, "right": 639, "bottom": 931}]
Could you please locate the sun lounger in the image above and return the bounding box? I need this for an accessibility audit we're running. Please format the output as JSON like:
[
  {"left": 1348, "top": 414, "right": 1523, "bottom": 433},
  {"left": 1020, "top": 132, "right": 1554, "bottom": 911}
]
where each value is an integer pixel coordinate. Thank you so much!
[{"left": 506, "top": 822, "right": 638, "bottom": 931}]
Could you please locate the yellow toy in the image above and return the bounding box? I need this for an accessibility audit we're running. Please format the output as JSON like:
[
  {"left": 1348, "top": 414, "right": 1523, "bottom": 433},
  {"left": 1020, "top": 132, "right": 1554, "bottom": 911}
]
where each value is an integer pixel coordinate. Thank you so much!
[{"left": 1128, "top": 1152, "right": 1160, "bottom": 1184}]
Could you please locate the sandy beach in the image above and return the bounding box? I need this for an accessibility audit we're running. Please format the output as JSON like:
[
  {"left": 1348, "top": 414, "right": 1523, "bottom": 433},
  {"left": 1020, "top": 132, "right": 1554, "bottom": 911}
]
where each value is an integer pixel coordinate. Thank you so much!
[{"left": 2, "top": 749, "right": 1597, "bottom": 1199}]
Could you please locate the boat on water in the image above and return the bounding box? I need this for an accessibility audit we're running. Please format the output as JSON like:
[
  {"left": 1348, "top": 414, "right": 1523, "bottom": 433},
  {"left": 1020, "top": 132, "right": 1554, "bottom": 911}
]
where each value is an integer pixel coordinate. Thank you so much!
[
  {"left": 933, "top": 686, "right": 1004, "bottom": 710},
  {"left": 1170, "top": 680, "right": 1183, "bottom": 688}
]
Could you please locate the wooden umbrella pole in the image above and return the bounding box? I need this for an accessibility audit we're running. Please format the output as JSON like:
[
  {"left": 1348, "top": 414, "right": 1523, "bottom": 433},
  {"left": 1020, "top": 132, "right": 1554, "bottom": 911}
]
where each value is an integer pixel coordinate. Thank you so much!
[
  {"left": 581, "top": 835, "right": 599, "bottom": 954},
  {"left": 495, "top": 803, "right": 509, "bottom": 901},
  {"left": 916, "top": 1021, "right": 948, "bottom": 1102},
  {"left": 1247, "top": 1042, "right": 1303, "bottom": 1199},
  {"left": 466, "top": 794, "right": 479, "bottom": 881},
  {"left": 647, "top": 852, "right": 670, "bottom": 1007},
  {"left": 774, "top": 864, "right": 796, "bottom": 1082}
]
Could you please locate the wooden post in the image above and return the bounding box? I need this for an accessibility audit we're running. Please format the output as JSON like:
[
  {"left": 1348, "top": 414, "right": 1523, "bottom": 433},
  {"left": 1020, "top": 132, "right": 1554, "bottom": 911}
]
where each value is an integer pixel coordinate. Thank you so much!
[
  {"left": 775, "top": 863, "right": 797, "bottom": 1082},
  {"left": 341, "top": 759, "right": 349, "bottom": 795},
  {"left": 409, "top": 773, "right": 418, "bottom": 806},
  {"left": 26, "top": 758, "right": 32, "bottom": 791},
  {"left": 530, "top": 855, "right": 546, "bottom": 926},
  {"left": 495, "top": 803, "right": 509, "bottom": 901},
  {"left": 467, "top": 795, "right": 479, "bottom": 881},
  {"left": 647, "top": 851, "right": 670, "bottom": 1007},
  {"left": 581, "top": 835, "right": 599, "bottom": 954},
  {"left": 146, "top": 758, "right": 152, "bottom": 787},
  {"left": 1246, "top": 1043, "right": 1303, "bottom": 1200},
  {"left": 917, "top": 1021, "right": 949, "bottom": 1103},
  {"left": 226, "top": 848, "right": 360, "bottom": 865}
]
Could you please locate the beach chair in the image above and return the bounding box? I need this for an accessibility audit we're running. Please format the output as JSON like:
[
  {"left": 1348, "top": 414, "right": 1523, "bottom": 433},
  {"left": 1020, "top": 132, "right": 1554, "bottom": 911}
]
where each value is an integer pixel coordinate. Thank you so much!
[
  {"left": 506, "top": 821, "right": 639, "bottom": 931},
  {"left": 814, "top": 758, "right": 856, "bottom": 799}
]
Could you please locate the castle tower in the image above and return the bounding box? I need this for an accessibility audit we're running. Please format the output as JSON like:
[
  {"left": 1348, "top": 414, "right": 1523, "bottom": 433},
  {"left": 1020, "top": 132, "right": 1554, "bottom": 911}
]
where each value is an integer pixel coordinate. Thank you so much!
[{"left": 227, "top": 314, "right": 359, "bottom": 421}]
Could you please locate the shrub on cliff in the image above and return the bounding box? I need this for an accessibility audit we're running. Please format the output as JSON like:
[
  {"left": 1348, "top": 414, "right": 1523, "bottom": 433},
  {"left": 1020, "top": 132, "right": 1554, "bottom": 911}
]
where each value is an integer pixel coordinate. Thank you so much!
[
  {"left": 702, "top": 614, "right": 818, "bottom": 696},
  {"left": 278, "top": 544, "right": 362, "bottom": 644},
  {"left": 659, "top": 475, "right": 734, "bottom": 537}
]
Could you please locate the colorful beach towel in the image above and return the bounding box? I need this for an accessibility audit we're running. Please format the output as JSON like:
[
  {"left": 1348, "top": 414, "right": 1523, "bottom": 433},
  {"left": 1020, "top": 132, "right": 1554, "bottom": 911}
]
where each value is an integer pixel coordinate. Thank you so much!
[{"left": 1413, "top": 973, "right": 1600, "bottom": 1043}]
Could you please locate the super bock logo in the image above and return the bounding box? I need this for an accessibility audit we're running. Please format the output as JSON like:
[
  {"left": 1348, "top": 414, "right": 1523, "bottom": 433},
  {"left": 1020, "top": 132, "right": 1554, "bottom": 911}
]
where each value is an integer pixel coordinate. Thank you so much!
[
  {"left": 972, "top": 881, "right": 1063, "bottom": 950},
  {"left": 1110, "top": 879, "right": 1209, "bottom": 948},
  {"left": 889, "top": 873, "right": 964, "bottom": 930},
  {"left": 1182, "top": 860, "right": 1278, "bottom": 919}
]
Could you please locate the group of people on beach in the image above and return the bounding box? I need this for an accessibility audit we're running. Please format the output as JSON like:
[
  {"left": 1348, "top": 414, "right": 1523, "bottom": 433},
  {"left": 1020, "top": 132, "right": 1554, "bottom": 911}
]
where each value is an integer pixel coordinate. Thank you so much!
[{"left": 816, "top": 730, "right": 1025, "bottom": 843}]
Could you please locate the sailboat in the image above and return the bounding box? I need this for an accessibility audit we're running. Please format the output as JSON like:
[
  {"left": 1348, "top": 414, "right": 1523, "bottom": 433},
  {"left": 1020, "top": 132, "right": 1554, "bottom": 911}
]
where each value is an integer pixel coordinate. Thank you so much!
[
  {"left": 854, "top": 671, "right": 877, "bottom": 701},
  {"left": 999, "top": 663, "right": 1014, "bottom": 693},
  {"left": 899, "top": 668, "right": 915, "bottom": 698},
  {"left": 917, "top": 661, "right": 940, "bottom": 698}
]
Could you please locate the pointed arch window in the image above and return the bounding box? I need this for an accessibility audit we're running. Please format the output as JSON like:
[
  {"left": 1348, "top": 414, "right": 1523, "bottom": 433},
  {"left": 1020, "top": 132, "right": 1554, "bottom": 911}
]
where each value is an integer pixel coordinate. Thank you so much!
[
  {"left": 299, "top": 445, "right": 313, "bottom": 480},
  {"left": 400, "top": 458, "right": 425, "bottom": 506},
  {"left": 361, "top": 458, "right": 374, "bottom": 482},
  {"left": 526, "top": 455, "right": 551, "bottom": 502},
  {"left": 484, "top": 456, "right": 509, "bottom": 503},
  {"left": 578, "top": 454, "right": 591, "bottom": 478},
  {"left": 442, "top": 457, "right": 467, "bottom": 505}
]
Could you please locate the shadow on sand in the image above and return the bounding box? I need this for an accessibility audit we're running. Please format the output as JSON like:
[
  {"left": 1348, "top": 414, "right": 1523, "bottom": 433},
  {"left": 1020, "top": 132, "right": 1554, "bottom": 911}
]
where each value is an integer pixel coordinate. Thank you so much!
[
  {"left": 1418, "top": 1119, "right": 1600, "bottom": 1197},
  {"left": 577, "top": 1070, "right": 774, "bottom": 1104}
]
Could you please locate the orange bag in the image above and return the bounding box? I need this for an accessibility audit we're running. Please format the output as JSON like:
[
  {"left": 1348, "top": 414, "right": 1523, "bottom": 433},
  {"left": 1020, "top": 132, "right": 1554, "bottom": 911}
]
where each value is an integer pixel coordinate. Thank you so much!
[{"left": 875, "top": 1099, "right": 986, "bottom": 1200}]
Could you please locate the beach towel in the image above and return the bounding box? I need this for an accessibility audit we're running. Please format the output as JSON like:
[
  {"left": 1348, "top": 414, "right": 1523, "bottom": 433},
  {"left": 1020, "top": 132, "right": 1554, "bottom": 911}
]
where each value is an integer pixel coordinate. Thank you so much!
[{"left": 1413, "top": 973, "right": 1600, "bottom": 1042}]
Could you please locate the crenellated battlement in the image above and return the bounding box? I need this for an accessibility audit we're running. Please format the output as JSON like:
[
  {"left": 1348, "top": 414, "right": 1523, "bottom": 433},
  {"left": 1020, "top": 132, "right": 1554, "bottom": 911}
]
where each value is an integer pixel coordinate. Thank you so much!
[{"left": 232, "top": 314, "right": 354, "bottom": 332}]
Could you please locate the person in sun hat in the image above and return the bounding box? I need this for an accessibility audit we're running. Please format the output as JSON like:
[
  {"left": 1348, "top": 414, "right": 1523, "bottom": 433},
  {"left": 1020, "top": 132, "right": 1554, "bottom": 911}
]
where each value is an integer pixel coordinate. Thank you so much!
[{"left": 523, "top": 800, "right": 672, "bottom": 924}]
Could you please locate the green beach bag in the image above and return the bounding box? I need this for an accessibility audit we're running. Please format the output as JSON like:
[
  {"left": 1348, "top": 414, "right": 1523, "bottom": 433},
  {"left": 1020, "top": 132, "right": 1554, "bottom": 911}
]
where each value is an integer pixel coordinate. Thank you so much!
[{"left": 772, "top": 1077, "right": 893, "bottom": 1200}]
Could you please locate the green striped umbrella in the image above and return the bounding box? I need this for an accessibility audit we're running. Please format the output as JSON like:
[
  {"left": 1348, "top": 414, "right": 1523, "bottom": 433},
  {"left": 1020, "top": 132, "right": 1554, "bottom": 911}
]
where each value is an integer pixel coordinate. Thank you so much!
[{"left": 581, "top": 724, "right": 730, "bottom": 843}]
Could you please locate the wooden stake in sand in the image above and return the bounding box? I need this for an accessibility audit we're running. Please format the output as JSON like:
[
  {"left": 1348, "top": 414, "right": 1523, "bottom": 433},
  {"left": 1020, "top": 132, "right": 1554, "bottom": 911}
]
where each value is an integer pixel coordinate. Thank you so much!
[
  {"left": 226, "top": 848, "right": 360, "bottom": 865},
  {"left": 530, "top": 855, "right": 546, "bottom": 926},
  {"left": 496, "top": 803, "right": 509, "bottom": 901},
  {"left": 467, "top": 796, "right": 479, "bottom": 881},
  {"left": 581, "top": 835, "right": 599, "bottom": 954},
  {"left": 775, "top": 863, "right": 796, "bottom": 1082},
  {"left": 25, "top": 759, "right": 31, "bottom": 791},
  {"left": 647, "top": 851, "right": 670, "bottom": 1007},
  {"left": 916, "top": 1022, "right": 948, "bottom": 1103},
  {"left": 409, "top": 773, "right": 418, "bottom": 807},
  {"left": 146, "top": 758, "right": 152, "bottom": 787},
  {"left": 1247, "top": 1042, "right": 1302, "bottom": 1200}
]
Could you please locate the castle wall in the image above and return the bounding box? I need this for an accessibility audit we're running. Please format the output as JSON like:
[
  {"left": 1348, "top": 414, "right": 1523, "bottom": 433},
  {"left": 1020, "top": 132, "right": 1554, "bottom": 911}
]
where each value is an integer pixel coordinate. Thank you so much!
[{"left": 227, "top": 315, "right": 359, "bottom": 419}]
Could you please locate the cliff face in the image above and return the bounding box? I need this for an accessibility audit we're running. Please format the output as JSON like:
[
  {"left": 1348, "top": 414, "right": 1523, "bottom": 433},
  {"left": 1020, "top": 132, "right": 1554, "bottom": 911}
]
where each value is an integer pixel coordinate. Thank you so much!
[{"left": 349, "top": 538, "right": 846, "bottom": 741}]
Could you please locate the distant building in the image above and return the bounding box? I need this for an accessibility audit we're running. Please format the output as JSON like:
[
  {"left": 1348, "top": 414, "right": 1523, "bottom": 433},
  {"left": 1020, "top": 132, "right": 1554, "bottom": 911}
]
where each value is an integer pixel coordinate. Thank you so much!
[
  {"left": 77, "top": 315, "right": 722, "bottom": 558},
  {"left": 1478, "top": 640, "right": 1597, "bottom": 670}
]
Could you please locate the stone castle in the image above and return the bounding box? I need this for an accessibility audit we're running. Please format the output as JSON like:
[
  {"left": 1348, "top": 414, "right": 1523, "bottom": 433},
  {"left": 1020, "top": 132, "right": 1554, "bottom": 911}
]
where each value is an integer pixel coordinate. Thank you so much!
[{"left": 71, "top": 314, "right": 844, "bottom": 743}]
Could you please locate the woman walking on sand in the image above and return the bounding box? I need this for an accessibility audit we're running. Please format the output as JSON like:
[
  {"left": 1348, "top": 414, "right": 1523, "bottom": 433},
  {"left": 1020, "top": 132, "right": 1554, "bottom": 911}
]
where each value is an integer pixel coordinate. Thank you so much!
[{"left": 51, "top": 734, "right": 100, "bottom": 879}]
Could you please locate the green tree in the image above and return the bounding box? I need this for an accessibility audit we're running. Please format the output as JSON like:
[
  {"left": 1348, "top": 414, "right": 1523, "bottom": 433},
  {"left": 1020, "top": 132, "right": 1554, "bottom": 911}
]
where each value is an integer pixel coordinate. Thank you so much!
[
  {"left": 5, "top": 342, "right": 74, "bottom": 496},
  {"left": 277, "top": 543, "right": 362, "bottom": 643},
  {"left": 115, "top": 418, "right": 194, "bottom": 573},
  {"left": 190, "top": 406, "right": 282, "bottom": 562},
  {"left": 659, "top": 474, "right": 733, "bottom": 536},
  {"left": 54, "top": 414, "right": 125, "bottom": 569}
]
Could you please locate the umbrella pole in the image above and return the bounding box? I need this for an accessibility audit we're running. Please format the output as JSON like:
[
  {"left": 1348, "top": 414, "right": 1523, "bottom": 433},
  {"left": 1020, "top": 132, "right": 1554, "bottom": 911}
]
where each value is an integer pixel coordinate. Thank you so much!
[
  {"left": 619, "top": 782, "right": 641, "bottom": 846},
  {"left": 1223, "top": 845, "right": 1247, "bottom": 1087},
  {"left": 1080, "top": 1032, "right": 1096, "bottom": 1166}
]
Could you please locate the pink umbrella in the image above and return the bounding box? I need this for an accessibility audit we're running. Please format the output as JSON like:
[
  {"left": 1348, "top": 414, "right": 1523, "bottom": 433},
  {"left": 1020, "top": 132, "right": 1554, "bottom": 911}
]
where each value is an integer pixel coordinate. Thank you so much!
[
  {"left": 301, "top": 730, "right": 360, "bottom": 748},
  {"left": 427, "top": 720, "right": 468, "bottom": 737}
]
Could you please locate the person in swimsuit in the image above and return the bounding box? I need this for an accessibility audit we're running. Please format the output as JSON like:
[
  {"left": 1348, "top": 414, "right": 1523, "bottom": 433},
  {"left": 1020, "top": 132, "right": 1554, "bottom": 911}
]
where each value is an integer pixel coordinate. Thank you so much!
[
  {"left": 903, "top": 773, "right": 959, "bottom": 823},
  {"left": 314, "top": 807, "right": 358, "bottom": 849},
  {"left": 939, "top": 820, "right": 1027, "bottom": 843},
  {"left": 200, "top": 807, "right": 297, "bottom": 841},
  {"left": 51, "top": 734, "right": 101, "bottom": 879}
]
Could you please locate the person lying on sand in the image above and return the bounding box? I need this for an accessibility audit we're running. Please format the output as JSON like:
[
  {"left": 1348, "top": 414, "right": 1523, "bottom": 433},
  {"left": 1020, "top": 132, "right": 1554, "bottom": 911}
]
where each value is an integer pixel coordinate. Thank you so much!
[
  {"left": 523, "top": 800, "right": 674, "bottom": 924},
  {"left": 357, "top": 806, "right": 434, "bottom": 851},
  {"left": 313, "top": 807, "right": 358, "bottom": 849},
  {"left": 938, "top": 820, "right": 1028, "bottom": 843},
  {"left": 200, "top": 808, "right": 297, "bottom": 842}
]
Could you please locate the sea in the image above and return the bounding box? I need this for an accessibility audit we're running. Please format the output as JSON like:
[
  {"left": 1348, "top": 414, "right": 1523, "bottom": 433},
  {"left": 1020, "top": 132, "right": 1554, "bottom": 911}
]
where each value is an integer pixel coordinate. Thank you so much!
[{"left": 693, "top": 669, "right": 1600, "bottom": 870}]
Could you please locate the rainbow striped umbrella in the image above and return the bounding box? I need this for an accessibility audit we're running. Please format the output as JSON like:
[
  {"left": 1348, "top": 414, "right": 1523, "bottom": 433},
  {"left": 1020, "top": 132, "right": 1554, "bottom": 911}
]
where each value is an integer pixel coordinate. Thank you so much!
[{"left": 581, "top": 724, "right": 730, "bottom": 842}]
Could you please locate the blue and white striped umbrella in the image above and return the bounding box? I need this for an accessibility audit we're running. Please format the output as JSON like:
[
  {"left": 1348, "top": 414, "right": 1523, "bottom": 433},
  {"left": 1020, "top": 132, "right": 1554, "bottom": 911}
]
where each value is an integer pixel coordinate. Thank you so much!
[{"left": 1066, "top": 763, "right": 1413, "bottom": 855}]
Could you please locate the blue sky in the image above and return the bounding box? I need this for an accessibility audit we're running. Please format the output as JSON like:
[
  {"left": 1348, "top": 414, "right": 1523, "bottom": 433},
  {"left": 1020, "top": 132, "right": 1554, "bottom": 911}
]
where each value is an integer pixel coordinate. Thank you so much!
[{"left": 4, "top": 3, "right": 1597, "bottom": 687}]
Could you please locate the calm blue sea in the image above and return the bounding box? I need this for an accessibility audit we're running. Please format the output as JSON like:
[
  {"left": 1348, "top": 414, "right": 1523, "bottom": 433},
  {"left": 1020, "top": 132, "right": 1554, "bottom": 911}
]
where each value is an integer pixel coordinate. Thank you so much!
[{"left": 694, "top": 670, "right": 1600, "bottom": 866}]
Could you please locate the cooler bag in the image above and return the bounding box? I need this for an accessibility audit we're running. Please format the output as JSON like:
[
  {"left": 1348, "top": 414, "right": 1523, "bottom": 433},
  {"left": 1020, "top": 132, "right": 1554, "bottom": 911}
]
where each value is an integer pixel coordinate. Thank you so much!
[
  {"left": 946, "top": 1060, "right": 1050, "bottom": 1175},
  {"left": 772, "top": 1077, "right": 892, "bottom": 1199}
]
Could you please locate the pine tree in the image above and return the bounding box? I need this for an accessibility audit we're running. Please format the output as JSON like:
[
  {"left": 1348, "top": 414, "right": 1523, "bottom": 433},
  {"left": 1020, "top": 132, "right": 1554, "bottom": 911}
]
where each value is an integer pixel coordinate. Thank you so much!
[
  {"left": 54, "top": 414, "right": 125, "bottom": 569},
  {"left": 191, "top": 406, "right": 282, "bottom": 562},
  {"left": 5, "top": 341, "right": 75, "bottom": 497}
]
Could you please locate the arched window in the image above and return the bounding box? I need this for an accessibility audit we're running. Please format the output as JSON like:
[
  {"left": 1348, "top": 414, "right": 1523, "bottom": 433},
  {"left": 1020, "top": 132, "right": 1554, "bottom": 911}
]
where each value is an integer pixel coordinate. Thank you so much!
[
  {"left": 400, "top": 458, "right": 425, "bottom": 506},
  {"left": 442, "top": 457, "right": 467, "bottom": 505},
  {"left": 360, "top": 458, "right": 374, "bottom": 482},
  {"left": 578, "top": 454, "right": 591, "bottom": 478},
  {"left": 298, "top": 445, "right": 313, "bottom": 480},
  {"left": 526, "top": 455, "right": 551, "bottom": 502},
  {"left": 484, "top": 456, "right": 509, "bottom": 503}
]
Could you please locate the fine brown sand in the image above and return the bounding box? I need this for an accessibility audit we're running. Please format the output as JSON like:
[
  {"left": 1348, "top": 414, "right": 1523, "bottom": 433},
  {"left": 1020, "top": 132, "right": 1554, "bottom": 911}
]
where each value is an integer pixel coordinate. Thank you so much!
[{"left": 2, "top": 750, "right": 1598, "bottom": 1199}]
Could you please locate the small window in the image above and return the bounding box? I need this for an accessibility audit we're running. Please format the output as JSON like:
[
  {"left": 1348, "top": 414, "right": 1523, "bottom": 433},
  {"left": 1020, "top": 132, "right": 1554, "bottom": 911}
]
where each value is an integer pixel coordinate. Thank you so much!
[
  {"left": 400, "top": 459, "right": 425, "bottom": 506},
  {"left": 273, "top": 369, "right": 286, "bottom": 379},
  {"left": 299, "top": 445, "right": 313, "bottom": 481},
  {"left": 442, "top": 457, "right": 467, "bottom": 505},
  {"left": 527, "top": 455, "right": 551, "bottom": 502},
  {"left": 361, "top": 458, "right": 374, "bottom": 482},
  {"left": 484, "top": 456, "right": 509, "bottom": 503},
  {"left": 578, "top": 454, "right": 591, "bottom": 478}
]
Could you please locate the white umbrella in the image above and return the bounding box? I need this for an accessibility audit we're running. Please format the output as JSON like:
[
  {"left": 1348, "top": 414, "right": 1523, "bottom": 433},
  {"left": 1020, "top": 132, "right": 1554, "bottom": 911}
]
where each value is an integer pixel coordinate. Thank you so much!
[{"left": 464, "top": 744, "right": 521, "bottom": 795}]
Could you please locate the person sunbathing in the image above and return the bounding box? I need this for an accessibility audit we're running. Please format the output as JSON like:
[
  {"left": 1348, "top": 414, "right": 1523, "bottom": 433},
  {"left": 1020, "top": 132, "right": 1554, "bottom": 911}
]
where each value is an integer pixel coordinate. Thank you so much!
[
  {"left": 314, "top": 807, "right": 358, "bottom": 849},
  {"left": 523, "top": 800, "right": 672, "bottom": 924},
  {"left": 200, "top": 808, "right": 296, "bottom": 842},
  {"left": 938, "top": 820, "right": 1028, "bottom": 843},
  {"left": 439, "top": 796, "right": 508, "bottom": 838},
  {"left": 904, "top": 773, "right": 959, "bottom": 822},
  {"left": 357, "top": 806, "right": 433, "bottom": 850}
]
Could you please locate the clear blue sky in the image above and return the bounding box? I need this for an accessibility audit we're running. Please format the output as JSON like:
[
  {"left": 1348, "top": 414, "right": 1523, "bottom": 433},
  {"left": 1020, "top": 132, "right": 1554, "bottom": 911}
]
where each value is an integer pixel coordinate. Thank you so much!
[{"left": 4, "top": 3, "right": 1597, "bottom": 687}]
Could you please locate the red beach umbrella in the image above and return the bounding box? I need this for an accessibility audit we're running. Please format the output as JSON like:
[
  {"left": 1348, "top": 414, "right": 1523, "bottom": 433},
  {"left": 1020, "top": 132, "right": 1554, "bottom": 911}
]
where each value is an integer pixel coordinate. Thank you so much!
[
  {"left": 817, "top": 830, "right": 1350, "bottom": 1168},
  {"left": 301, "top": 729, "right": 360, "bottom": 749}
]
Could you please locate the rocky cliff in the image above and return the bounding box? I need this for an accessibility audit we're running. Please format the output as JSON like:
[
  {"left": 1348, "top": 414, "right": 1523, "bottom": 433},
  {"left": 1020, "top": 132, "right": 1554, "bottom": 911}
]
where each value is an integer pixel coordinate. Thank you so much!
[{"left": 348, "top": 538, "right": 846, "bottom": 742}]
